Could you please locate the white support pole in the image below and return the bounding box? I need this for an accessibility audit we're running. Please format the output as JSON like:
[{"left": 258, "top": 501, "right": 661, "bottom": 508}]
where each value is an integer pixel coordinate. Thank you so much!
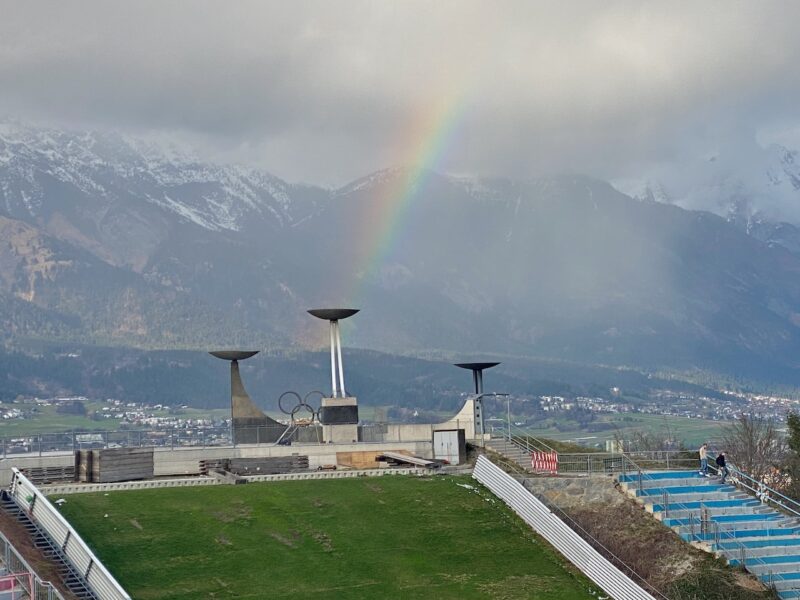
[
  {"left": 335, "top": 320, "right": 346, "bottom": 397},
  {"left": 329, "top": 320, "right": 338, "bottom": 397}
]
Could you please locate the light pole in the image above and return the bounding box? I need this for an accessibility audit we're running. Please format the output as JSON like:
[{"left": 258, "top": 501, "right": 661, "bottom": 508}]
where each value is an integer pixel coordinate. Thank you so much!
[{"left": 506, "top": 394, "right": 511, "bottom": 442}]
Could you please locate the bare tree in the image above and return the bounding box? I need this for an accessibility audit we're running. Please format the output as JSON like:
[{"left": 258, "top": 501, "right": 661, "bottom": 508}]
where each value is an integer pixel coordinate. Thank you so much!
[{"left": 721, "top": 414, "right": 786, "bottom": 480}]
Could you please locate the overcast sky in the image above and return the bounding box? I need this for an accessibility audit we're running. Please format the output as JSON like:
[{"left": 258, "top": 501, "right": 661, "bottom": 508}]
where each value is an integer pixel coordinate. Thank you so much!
[{"left": 2, "top": 1, "right": 800, "bottom": 193}]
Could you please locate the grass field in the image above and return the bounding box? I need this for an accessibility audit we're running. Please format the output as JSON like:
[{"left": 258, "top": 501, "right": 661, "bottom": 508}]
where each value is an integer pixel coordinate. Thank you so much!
[
  {"left": 58, "top": 476, "right": 600, "bottom": 599},
  {"left": 522, "top": 413, "right": 728, "bottom": 448},
  {"left": 0, "top": 405, "right": 231, "bottom": 436},
  {"left": 0, "top": 402, "right": 122, "bottom": 436}
]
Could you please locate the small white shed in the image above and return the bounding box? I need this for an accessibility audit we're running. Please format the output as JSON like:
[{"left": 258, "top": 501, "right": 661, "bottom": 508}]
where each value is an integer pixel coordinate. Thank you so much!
[{"left": 432, "top": 429, "right": 466, "bottom": 465}]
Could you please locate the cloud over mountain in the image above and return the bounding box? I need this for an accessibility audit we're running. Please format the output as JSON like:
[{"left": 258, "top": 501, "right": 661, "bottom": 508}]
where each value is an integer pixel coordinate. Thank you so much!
[
  {"left": 5, "top": 122, "right": 800, "bottom": 384},
  {"left": 2, "top": 1, "right": 800, "bottom": 188}
]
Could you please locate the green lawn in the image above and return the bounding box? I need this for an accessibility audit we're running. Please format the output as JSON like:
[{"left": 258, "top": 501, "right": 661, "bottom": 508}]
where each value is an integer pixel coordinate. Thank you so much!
[
  {"left": 58, "top": 476, "right": 599, "bottom": 599},
  {"left": 524, "top": 413, "right": 728, "bottom": 448},
  {"left": 0, "top": 415, "right": 123, "bottom": 436},
  {"left": 0, "top": 406, "right": 231, "bottom": 436}
]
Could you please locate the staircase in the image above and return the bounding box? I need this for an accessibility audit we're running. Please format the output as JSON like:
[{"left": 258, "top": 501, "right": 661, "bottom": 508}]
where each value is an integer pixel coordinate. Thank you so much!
[
  {"left": 485, "top": 431, "right": 555, "bottom": 471},
  {"left": 0, "top": 490, "right": 95, "bottom": 599},
  {"left": 485, "top": 438, "right": 533, "bottom": 470},
  {"left": 619, "top": 470, "right": 800, "bottom": 599}
]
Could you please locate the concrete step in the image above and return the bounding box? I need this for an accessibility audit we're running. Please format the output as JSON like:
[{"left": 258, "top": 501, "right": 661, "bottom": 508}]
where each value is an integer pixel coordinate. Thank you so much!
[
  {"left": 618, "top": 470, "right": 700, "bottom": 483},
  {"left": 663, "top": 512, "right": 783, "bottom": 527},
  {"left": 744, "top": 559, "right": 800, "bottom": 576},
  {"left": 682, "top": 527, "right": 800, "bottom": 542},
  {"left": 485, "top": 442, "right": 532, "bottom": 454},
  {"left": 718, "top": 538, "right": 800, "bottom": 557},
  {"left": 629, "top": 476, "right": 711, "bottom": 490},
  {"left": 636, "top": 483, "right": 734, "bottom": 497},
  {"left": 647, "top": 491, "right": 746, "bottom": 504},
  {"left": 486, "top": 446, "right": 529, "bottom": 457},
  {"left": 711, "top": 512, "right": 787, "bottom": 523},
  {"left": 651, "top": 499, "right": 763, "bottom": 516},
  {"left": 673, "top": 520, "right": 797, "bottom": 537},
  {"left": 763, "top": 573, "right": 800, "bottom": 593},
  {"left": 732, "top": 553, "right": 800, "bottom": 567}
]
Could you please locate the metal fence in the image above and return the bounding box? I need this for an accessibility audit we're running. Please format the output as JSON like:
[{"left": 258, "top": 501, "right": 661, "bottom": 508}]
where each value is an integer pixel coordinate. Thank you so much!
[
  {"left": 1, "top": 422, "right": 442, "bottom": 458},
  {"left": 491, "top": 428, "right": 799, "bottom": 588},
  {"left": 473, "top": 456, "right": 657, "bottom": 600},
  {"left": 556, "top": 451, "right": 697, "bottom": 476},
  {"left": 9, "top": 468, "right": 131, "bottom": 600},
  {"left": 0, "top": 529, "right": 64, "bottom": 600},
  {"left": 623, "top": 456, "right": 787, "bottom": 588},
  {"left": 488, "top": 424, "right": 556, "bottom": 453},
  {"left": 490, "top": 426, "right": 699, "bottom": 476},
  {"left": 1, "top": 427, "right": 236, "bottom": 457},
  {"left": 710, "top": 460, "right": 800, "bottom": 519}
]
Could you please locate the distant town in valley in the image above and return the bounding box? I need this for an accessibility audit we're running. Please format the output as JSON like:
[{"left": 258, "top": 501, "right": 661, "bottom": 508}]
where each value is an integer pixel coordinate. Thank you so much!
[{"left": 3, "top": 383, "right": 797, "bottom": 451}]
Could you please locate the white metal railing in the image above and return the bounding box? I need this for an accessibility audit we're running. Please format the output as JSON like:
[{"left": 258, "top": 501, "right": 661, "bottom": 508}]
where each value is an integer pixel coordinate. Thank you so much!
[
  {"left": 489, "top": 429, "right": 799, "bottom": 589},
  {"left": 716, "top": 461, "right": 800, "bottom": 519},
  {"left": 490, "top": 423, "right": 556, "bottom": 453},
  {"left": 623, "top": 456, "right": 785, "bottom": 587},
  {"left": 473, "top": 455, "right": 657, "bottom": 600},
  {"left": 9, "top": 468, "right": 131, "bottom": 600},
  {"left": 0, "top": 528, "right": 65, "bottom": 600}
]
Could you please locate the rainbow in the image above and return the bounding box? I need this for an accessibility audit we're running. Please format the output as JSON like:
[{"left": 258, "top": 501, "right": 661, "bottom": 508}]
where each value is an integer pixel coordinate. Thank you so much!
[{"left": 350, "top": 92, "right": 470, "bottom": 302}]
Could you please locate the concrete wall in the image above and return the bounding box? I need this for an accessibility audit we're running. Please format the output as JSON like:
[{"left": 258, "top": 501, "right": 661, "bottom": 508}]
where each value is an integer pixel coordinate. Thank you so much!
[
  {"left": 0, "top": 398, "right": 479, "bottom": 486},
  {"left": 0, "top": 440, "right": 433, "bottom": 487}
]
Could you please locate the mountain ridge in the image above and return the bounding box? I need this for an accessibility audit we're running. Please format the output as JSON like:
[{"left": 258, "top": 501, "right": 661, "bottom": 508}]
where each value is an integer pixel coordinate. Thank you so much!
[{"left": 4, "top": 122, "right": 800, "bottom": 384}]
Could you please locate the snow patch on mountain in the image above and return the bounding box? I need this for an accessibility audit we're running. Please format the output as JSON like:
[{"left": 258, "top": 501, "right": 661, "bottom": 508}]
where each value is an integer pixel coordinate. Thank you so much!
[
  {"left": 334, "top": 167, "right": 406, "bottom": 197},
  {"left": 613, "top": 144, "right": 800, "bottom": 227},
  {"left": 453, "top": 176, "right": 506, "bottom": 203},
  {"left": 0, "top": 120, "right": 322, "bottom": 232}
]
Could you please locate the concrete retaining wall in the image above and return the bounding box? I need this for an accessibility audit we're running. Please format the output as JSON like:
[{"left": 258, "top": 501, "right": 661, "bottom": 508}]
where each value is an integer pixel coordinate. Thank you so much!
[
  {"left": 41, "top": 467, "right": 427, "bottom": 495},
  {"left": 0, "top": 440, "right": 433, "bottom": 487},
  {"left": 522, "top": 476, "right": 625, "bottom": 509}
]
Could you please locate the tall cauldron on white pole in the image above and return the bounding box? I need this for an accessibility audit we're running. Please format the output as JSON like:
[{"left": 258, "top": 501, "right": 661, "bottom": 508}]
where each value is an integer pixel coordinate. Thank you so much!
[
  {"left": 308, "top": 308, "right": 359, "bottom": 398},
  {"left": 308, "top": 309, "right": 361, "bottom": 443}
]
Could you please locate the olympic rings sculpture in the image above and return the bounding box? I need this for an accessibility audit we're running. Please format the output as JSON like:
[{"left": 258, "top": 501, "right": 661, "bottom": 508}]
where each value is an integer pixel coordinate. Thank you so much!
[{"left": 277, "top": 390, "right": 325, "bottom": 424}]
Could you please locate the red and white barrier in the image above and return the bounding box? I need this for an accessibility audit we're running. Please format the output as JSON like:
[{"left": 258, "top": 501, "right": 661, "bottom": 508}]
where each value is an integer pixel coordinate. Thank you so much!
[{"left": 531, "top": 451, "right": 558, "bottom": 475}]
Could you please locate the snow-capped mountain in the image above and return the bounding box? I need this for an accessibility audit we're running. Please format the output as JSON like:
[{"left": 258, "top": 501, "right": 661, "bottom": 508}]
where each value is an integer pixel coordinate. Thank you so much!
[
  {"left": 5, "top": 121, "right": 800, "bottom": 384},
  {"left": 0, "top": 120, "right": 324, "bottom": 234},
  {"left": 615, "top": 144, "right": 800, "bottom": 233},
  {"left": 614, "top": 144, "right": 800, "bottom": 257}
]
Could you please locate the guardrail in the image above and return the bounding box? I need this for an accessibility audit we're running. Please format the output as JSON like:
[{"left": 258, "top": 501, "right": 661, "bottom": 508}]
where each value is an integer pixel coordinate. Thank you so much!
[
  {"left": 473, "top": 455, "right": 657, "bottom": 600},
  {"left": 491, "top": 429, "right": 794, "bottom": 588},
  {"left": 489, "top": 426, "right": 697, "bottom": 476},
  {"left": 719, "top": 461, "right": 800, "bottom": 520},
  {"left": 9, "top": 468, "right": 131, "bottom": 600},
  {"left": 622, "top": 456, "right": 783, "bottom": 588},
  {"left": 556, "top": 452, "right": 697, "bottom": 476},
  {"left": 489, "top": 423, "right": 556, "bottom": 453},
  {"left": 0, "top": 529, "right": 64, "bottom": 600},
  {"left": 1, "top": 424, "right": 439, "bottom": 458}
]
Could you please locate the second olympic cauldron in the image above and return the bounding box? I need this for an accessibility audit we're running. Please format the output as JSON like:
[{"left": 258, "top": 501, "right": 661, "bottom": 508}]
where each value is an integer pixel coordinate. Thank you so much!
[{"left": 209, "top": 350, "right": 287, "bottom": 444}]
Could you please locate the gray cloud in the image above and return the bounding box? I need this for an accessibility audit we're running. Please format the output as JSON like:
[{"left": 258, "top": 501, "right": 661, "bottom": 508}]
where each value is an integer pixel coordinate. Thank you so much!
[{"left": 2, "top": 0, "right": 800, "bottom": 192}]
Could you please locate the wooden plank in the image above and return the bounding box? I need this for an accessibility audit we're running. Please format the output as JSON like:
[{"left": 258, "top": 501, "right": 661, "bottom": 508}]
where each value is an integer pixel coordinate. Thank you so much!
[{"left": 335, "top": 450, "right": 412, "bottom": 469}]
